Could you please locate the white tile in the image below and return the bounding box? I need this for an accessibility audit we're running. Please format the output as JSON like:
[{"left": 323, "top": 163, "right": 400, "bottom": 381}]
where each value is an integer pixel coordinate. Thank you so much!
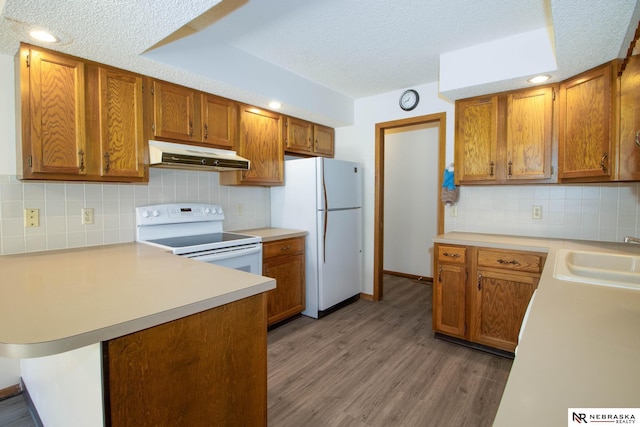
[
  {"left": 46, "top": 233, "right": 67, "bottom": 250},
  {"left": 65, "top": 183, "right": 85, "bottom": 201},
  {"left": 2, "top": 236, "right": 26, "bottom": 254},
  {"left": 23, "top": 183, "right": 45, "bottom": 201}
]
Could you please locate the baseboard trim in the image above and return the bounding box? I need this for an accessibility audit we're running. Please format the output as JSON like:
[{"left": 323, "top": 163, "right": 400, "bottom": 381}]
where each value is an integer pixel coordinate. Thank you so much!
[
  {"left": 318, "top": 294, "right": 360, "bottom": 318},
  {"left": 434, "top": 333, "right": 515, "bottom": 359},
  {"left": 383, "top": 270, "right": 433, "bottom": 283},
  {"left": 21, "top": 378, "right": 44, "bottom": 427},
  {"left": 0, "top": 384, "right": 21, "bottom": 401},
  {"left": 359, "top": 292, "right": 373, "bottom": 301}
]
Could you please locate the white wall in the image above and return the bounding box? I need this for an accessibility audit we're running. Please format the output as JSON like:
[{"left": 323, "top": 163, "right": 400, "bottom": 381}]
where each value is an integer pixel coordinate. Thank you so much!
[
  {"left": 384, "top": 124, "right": 440, "bottom": 278},
  {"left": 335, "top": 82, "right": 456, "bottom": 296}
]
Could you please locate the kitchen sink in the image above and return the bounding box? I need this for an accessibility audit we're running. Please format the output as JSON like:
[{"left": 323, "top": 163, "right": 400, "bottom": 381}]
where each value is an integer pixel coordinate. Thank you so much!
[{"left": 554, "top": 249, "right": 640, "bottom": 290}]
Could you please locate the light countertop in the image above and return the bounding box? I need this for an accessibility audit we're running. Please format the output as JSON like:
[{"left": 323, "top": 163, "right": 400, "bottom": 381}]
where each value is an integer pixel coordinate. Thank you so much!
[
  {"left": 0, "top": 243, "right": 275, "bottom": 359},
  {"left": 434, "top": 232, "right": 640, "bottom": 426},
  {"left": 234, "top": 227, "right": 307, "bottom": 242}
]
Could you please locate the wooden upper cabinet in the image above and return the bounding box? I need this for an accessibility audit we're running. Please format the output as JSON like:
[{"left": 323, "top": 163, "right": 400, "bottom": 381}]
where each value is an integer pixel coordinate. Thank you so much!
[
  {"left": 151, "top": 80, "right": 201, "bottom": 142},
  {"left": 284, "top": 116, "right": 313, "bottom": 154},
  {"left": 619, "top": 54, "right": 640, "bottom": 181},
  {"left": 220, "top": 105, "right": 284, "bottom": 186},
  {"left": 506, "top": 87, "right": 554, "bottom": 181},
  {"left": 455, "top": 86, "right": 556, "bottom": 185},
  {"left": 455, "top": 96, "right": 498, "bottom": 183},
  {"left": 21, "top": 45, "right": 87, "bottom": 177},
  {"left": 313, "top": 124, "right": 335, "bottom": 157},
  {"left": 284, "top": 117, "right": 335, "bottom": 158},
  {"left": 92, "top": 67, "right": 145, "bottom": 179},
  {"left": 201, "top": 94, "right": 237, "bottom": 150},
  {"left": 558, "top": 61, "right": 616, "bottom": 181}
]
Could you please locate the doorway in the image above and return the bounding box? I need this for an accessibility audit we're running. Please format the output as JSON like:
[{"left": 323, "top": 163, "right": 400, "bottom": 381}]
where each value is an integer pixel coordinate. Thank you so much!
[{"left": 373, "top": 113, "right": 446, "bottom": 301}]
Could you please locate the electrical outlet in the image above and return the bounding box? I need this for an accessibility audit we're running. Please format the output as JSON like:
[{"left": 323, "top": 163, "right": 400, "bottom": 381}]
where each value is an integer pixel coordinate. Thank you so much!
[
  {"left": 24, "top": 208, "right": 39, "bottom": 227},
  {"left": 82, "top": 208, "right": 94, "bottom": 225},
  {"left": 450, "top": 205, "right": 458, "bottom": 217},
  {"left": 532, "top": 205, "right": 542, "bottom": 219},
  {"left": 237, "top": 204, "right": 243, "bottom": 216}
]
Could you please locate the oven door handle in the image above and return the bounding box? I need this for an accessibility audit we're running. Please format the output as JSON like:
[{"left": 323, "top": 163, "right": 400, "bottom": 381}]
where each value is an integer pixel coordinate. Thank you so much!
[{"left": 188, "top": 245, "right": 262, "bottom": 262}]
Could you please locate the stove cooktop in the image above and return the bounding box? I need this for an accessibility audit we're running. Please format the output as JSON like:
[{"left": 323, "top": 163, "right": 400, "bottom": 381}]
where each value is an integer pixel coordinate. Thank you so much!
[{"left": 146, "top": 232, "right": 255, "bottom": 249}]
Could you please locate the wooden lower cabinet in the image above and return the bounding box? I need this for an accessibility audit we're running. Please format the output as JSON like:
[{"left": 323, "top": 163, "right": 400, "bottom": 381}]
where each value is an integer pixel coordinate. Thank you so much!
[
  {"left": 433, "top": 244, "right": 546, "bottom": 353},
  {"left": 433, "top": 244, "right": 467, "bottom": 338},
  {"left": 471, "top": 268, "right": 538, "bottom": 352},
  {"left": 103, "top": 293, "right": 267, "bottom": 427},
  {"left": 263, "top": 237, "right": 305, "bottom": 325}
]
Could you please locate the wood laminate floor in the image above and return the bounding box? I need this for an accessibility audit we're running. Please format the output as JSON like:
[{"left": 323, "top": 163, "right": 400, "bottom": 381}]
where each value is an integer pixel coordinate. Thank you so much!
[
  {"left": 267, "top": 275, "right": 513, "bottom": 426},
  {"left": 0, "top": 275, "right": 512, "bottom": 427}
]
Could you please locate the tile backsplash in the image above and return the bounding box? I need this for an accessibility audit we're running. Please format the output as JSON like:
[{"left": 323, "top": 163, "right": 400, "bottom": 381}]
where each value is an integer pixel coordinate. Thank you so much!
[
  {"left": 0, "top": 169, "right": 271, "bottom": 255},
  {"left": 446, "top": 183, "right": 640, "bottom": 243}
]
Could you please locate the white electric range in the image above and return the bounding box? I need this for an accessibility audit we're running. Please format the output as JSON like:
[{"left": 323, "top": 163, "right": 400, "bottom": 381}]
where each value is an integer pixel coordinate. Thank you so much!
[{"left": 135, "top": 203, "right": 262, "bottom": 274}]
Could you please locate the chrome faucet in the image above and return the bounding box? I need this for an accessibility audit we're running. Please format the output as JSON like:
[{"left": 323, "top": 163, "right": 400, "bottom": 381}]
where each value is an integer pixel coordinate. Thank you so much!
[{"left": 624, "top": 236, "right": 640, "bottom": 244}]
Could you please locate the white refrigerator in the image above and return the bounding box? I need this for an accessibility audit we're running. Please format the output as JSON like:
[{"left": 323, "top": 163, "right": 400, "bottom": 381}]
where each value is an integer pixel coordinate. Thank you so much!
[{"left": 271, "top": 157, "right": 363, "bottom": 319}]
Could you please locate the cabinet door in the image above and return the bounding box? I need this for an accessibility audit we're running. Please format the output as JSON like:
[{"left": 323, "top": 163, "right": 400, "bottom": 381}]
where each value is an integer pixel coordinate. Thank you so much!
[
  {"left": 471, "top": 269, "right": 537, "bottom": 352},
  {"left": 313, "top": 124, "right": 335, "bottom": 157},
  {"left": 152, "top": 81, "right": 200, "bottom": 142},
  {"left": 506, "top": 87, "right": 554, "bottom": 181},
  {"left": 96, "top": 68, "right": 145, "bottom": 179},
  {"left": 558, "top": 62, "right": 613, "bottom": 180},
  {"left": 264, "top": 253, "right": 305, "bottom": 325},
  {"left": 202, "top": 94, "right": 236, "bottom": 149},
  {"left": 619, "top": 54, "right": 640, "bottom": 181},
  {"left": 433, "top": 263, "right": 467, "bottom": 338},
  {"left": 455, "top": 96, "right": 498, "bottom": 182},
  {"left": 227, "top": 105, "right": 284, "bottom": 185},
  {"left": 25, "top": 47, "right": 86, "bottom": 175},
  {"left": 284, "top": 116, "right": 313, "bottom": 154}
]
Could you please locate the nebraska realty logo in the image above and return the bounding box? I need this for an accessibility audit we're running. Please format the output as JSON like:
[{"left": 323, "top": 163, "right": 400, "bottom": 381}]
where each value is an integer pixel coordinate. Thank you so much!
[{"left": 569, "top": 408, "right": 639, "bottom": 425}]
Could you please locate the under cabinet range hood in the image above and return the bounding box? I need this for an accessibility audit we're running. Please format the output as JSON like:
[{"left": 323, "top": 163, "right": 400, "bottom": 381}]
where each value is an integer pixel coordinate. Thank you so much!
[{"left": 148, "top": 140, "right": 250, "bottom": 172}]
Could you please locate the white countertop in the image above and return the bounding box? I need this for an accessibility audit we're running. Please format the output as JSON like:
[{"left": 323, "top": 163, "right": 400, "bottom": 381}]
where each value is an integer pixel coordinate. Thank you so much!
[
  {"left": 233, "top": 227, "right": 307, "bottom": 242},
  {"left": 434, "top": 232, "right": 640, "bottom": 426},
  {"left": 0, "top": 243, "right": 275, "bottom": 359}
]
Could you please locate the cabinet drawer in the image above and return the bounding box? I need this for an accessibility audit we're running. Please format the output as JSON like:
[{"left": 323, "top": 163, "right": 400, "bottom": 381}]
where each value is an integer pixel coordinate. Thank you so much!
[
  {"left": 437, "top": 245, "right": 466, "bottom": 264},
  {"left": 263, "top": 237, "right": 305, "bottom": 259},
  {"left": 477, "top": 249, "right": 545, "bottom": 273}
]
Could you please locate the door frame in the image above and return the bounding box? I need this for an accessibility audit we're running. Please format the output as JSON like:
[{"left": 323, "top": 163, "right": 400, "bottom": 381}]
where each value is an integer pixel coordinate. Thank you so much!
[{"left": 373, "top": 113, "right": 446, "bottom": 301}]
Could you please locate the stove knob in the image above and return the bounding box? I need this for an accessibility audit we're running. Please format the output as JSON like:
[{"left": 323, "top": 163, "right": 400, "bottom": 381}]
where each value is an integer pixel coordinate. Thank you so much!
[
  {"left": 142, "top": 211, "right": 150, "bottom": 218},
  {"left": 152, "top": 209, "right": 160, "bottom": 217},
  {"left": 204, "top": 207, "right": 212, "bottom": 214},
  {"left": 217, "top": 207, "right": 223, "bottom": 214}
]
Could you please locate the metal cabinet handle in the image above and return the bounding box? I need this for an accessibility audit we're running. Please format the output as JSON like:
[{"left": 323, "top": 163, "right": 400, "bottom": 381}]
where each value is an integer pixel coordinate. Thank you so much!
[
  {"left": 489, "top": 161, "right": 495, "bottom": 177},
  {"left": 104, "top": 152, "right": 111, "bottom": 174},
  {"left": 507, "top": 160, "right": 513, "bottom": 177},
  {"left": 601, "top": 152, "right": 608, "bottom": 173},
  {"left": 636, "top": 130, "right": 640, "bottom": 147},
  {"left": 189, "top": 122, "right": 194, "bottom": 137},
  {"left": 204, "top": 123, "right": 209, "bottom": 140},
  {"left": 442, "top": 252, "right": 461, "bottom": 258},
  {"left": 438, "top": 266, "right": 442, "bottom": 283},
  {"left": 78, "top": 150, "right": 85, "bottom": 171},
  {"left": 280, "top": 245, "right": 291, "bottom": 251},
  {"left": 497, "top": 258, "right": 520, "bottom": 266},
  {"left": 477, "top": 273, "right": 482, "bottom": 290}
]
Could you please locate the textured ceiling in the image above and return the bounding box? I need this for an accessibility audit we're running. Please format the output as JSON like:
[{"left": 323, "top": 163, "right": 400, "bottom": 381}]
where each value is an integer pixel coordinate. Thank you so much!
[{"left": 1, "top": 0, "right": 639, "bottom": 127}]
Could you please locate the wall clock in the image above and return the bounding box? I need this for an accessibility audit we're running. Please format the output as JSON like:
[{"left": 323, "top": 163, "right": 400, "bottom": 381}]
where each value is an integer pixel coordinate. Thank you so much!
[{"left": 399, "top": 89, "right": 419, "bottom": 111}]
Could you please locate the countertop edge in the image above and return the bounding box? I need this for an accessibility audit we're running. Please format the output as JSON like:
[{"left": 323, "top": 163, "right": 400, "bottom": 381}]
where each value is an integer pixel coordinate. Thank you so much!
[{"left": 1, "top": 279, "right": 275, "bottom": 359}]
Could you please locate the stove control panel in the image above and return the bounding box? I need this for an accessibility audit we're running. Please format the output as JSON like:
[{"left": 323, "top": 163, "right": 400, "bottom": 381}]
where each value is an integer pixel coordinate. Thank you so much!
[{"left": 136, "top": 203, "right": 225, "bottom": 226}]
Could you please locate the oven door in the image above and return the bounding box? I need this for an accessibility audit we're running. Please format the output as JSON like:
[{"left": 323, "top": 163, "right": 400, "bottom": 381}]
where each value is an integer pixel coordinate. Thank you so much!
[{"left": 184, "top": 243, "right": 262, "bottom": 275}]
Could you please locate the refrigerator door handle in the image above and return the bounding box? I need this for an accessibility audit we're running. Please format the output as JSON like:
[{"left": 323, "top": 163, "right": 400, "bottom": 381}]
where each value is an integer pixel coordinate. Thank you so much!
[
  {"left": 323, "top": 168, "right": 328, "bottom": 263},
  {"left": 323, "top": 210, "right": 328, "bottom": 263}
]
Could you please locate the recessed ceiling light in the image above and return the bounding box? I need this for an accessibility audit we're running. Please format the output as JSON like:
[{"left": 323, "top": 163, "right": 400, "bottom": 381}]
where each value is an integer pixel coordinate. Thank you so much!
[
  {"left": 268, "top": 101, "right": 282, "bottom": 110},
  {"left": 527, "top": 75, "right": 551, "bottom": 84},
  {"left": 29, "top": 29, "right": 59, "bottom": 43}
]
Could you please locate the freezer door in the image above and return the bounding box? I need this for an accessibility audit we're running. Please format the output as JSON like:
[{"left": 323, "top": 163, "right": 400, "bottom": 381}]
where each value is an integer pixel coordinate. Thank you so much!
[
  {"left": 318, "top": 158, "right": 362, "bottom": 210},
  {"left": 317, "top": 208, "right": 362, "bottom": 311}
]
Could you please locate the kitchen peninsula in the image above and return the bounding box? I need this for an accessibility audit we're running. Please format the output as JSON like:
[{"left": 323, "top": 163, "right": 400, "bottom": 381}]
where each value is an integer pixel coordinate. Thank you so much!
[{"left": 0, "top": 242, "right": 275, "bottom": 426}]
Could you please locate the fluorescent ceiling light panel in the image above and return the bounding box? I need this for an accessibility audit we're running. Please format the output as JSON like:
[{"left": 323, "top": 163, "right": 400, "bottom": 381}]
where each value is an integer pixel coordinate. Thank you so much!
[{"left": 439, "top": 27, "right": 557, "bottom": 92}]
